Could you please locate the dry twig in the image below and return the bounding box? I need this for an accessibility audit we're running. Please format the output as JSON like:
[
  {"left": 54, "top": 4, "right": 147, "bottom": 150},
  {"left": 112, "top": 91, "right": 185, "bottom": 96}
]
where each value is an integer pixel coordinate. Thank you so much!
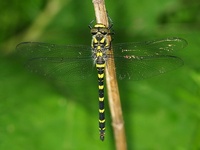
[{"left": 92, "top": 0, "right": 127, "bottom": 150}]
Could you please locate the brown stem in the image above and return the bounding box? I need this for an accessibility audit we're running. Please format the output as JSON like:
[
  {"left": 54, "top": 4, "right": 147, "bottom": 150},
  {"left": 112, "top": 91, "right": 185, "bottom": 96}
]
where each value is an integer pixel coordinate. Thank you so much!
[{"left": 92, "top": 0, "right": 127, "bottom": 150}]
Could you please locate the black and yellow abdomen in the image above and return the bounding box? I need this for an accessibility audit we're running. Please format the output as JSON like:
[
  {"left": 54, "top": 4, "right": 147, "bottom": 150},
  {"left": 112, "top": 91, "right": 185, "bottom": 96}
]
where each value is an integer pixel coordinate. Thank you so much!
[
  {"left": 96, "top": 60, "right": 106, "bottom": 141},
  {"left": 91, "top": 23, "right": 111, "bottom": 141}
]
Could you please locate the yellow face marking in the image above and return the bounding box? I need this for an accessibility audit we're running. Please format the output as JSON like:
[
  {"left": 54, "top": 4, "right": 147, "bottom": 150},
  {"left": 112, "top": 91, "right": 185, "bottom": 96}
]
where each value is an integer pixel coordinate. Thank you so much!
[
  {"left": 94, "top": 24, "right": 106, "bottom": 28},
  {"left": 99, "top": 97, "right": 104, "bottom": 101},
  {"left": 96, "top": 63, "right": 105, "bottom": 68},
  {"left": 99, "top": 119, "right": 105, "bottom": 123}
]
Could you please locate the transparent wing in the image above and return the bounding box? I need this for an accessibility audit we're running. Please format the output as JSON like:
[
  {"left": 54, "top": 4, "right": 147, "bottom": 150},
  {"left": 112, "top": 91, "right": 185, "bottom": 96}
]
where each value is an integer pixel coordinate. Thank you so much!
[
  {"left": 111, "top": 37, "right": 186, "bottom": 80},
  {"left": 16, "top": 42, "right": 92, "bottom": 58},
  {"left": 114, "top": 56, "right": 183, "bottom": 80},
  {"left": 113, "top": 37, "right": 187, "bottom": 57},
  {"left": 16, "top": 37, "right": 187, "bottom": 82},
  {"left": 16, "top": 42, "right": 95, "bottom": 82}
]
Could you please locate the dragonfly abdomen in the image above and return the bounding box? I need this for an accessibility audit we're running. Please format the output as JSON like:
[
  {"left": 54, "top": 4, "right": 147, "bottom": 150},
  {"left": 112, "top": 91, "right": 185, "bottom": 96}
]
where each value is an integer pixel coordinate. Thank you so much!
[{"left": 96, "top": 60, "right": 106, "bottom": 141}]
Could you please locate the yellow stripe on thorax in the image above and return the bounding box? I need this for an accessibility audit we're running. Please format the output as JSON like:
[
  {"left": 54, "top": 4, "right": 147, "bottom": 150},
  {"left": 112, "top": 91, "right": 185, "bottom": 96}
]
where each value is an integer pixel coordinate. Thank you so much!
[
  {"left": 96, "top": 51, "right": 102, "bottom": 57},
  {"left": 93, "top": 38, "right": 98, "bottom": 43},
  {"left": 100, "top": 38, "right": 105, "bottom": 43}
]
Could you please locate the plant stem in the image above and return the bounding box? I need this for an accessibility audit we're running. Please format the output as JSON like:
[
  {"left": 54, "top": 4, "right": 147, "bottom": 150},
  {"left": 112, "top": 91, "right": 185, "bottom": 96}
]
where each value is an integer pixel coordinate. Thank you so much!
[{"left": 92, "top": 0, "right": 127, "bottom": 149}]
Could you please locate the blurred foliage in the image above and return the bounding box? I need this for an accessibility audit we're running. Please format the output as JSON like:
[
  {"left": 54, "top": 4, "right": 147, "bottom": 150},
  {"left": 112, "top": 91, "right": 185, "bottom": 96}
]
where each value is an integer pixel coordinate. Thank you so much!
[
  {"left": 0, "top": 0, "right": 46, "bottom": 42},
  {"left": 0, "top": 0, "right": 200, "bottom": 149}
]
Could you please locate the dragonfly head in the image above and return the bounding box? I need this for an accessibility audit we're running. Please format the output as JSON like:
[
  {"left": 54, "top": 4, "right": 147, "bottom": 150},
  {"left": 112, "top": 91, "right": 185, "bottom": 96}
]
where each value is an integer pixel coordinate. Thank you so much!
[{"left": 90, "top": 23, "right": 109, "bottom": 36}]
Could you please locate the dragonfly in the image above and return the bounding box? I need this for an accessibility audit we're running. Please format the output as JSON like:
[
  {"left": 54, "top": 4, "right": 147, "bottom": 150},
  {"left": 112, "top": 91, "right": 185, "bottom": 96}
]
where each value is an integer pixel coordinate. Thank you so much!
[{"left": 16, "top": 23, "right": 187, "bottom": 141}]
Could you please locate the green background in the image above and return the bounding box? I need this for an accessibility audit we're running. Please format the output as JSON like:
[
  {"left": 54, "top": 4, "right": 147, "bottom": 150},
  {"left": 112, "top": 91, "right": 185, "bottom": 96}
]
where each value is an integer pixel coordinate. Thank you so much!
[{"left": 1, "top": 0, "right": 200, "bottom": 149}]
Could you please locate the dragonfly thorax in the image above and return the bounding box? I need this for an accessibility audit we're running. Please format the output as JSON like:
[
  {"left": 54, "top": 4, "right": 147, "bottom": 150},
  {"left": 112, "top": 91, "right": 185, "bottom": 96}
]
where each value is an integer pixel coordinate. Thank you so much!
[{"left": 91, "top": 24, "right": 111, "bottom": 63}]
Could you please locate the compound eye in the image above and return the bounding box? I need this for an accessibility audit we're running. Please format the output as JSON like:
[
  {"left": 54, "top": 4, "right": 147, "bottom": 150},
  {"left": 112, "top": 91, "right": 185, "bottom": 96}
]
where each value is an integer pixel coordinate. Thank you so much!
[
  {"left": 101, "top": 31, "right": 107, "bottom": 35},
  {"left": 91, "top": 28, "right": 98, "bottom": 35},
  {"left": 100, "top": 29, "right": 108, "bottom": 35}
]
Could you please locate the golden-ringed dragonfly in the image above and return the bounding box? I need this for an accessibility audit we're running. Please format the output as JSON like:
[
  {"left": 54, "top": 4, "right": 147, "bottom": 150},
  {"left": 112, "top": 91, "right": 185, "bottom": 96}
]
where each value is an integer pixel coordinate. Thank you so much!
[{"left": 16, "top": 22, "right": 187, "bottom": 141}]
